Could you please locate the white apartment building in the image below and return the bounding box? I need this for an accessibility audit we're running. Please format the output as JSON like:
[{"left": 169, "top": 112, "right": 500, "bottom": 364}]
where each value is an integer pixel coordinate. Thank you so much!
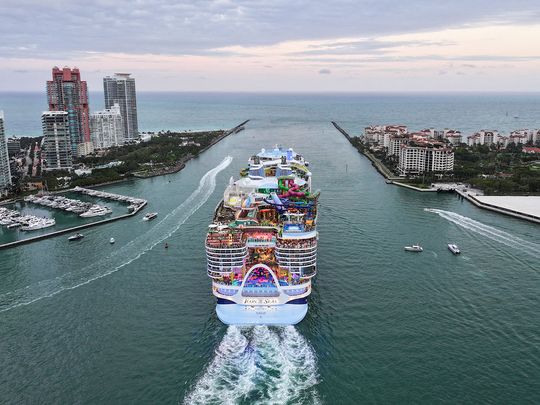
[
  {"left": 90, "top": 104, "right": 124, "bottom": 149},
  {"left": 42, "top": 111, "right": 72, "bottom": 171},
  {"left": 399, "top": 145, "right": 454, "bottom": 175},
  {"left": 387, "top": 135, "right": 409, "bottom": 156}
]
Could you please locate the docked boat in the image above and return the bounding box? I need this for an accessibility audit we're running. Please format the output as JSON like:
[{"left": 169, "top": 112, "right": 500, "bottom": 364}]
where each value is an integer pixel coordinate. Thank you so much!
[
  {"left": 404, "top": 244, "right": 423, "bottom": 252},
  {"left": 21, "top": 218, "right": 55, "bottom": 231},
  {"left": 68, "top": 233, "right": 84, "bottom": 241},
  {"left": 205, "top": 147, "right": 320, "bottom": 326},
  {"left": 79, "top": 205, "right": 112, "bottom": 218},
  {"left": 143, "top": 212, "right": 158, "bottom": 221},
  {"left": 448, "top": 243, "right": 461, "bottom": 254}
]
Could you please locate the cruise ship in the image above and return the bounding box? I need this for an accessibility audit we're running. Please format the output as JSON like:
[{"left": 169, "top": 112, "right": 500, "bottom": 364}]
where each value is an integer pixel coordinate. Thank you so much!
[{"left": 205, "top": 147, "right": 320, "bottom": 325}]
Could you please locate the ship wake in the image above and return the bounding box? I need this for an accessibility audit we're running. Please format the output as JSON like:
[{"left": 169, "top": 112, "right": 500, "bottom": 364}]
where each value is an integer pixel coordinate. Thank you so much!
[
  {"left": 0, "top": 156, "right": 233, "bottom": 313},
  {"left": 184, "top": 326, "right": 321, "bottom": 405},
  {"left": 425, "top": 208, "right": 540, "bottom": 259}
]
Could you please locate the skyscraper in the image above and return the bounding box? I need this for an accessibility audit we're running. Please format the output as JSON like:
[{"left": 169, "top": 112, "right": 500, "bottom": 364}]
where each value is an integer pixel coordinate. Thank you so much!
[
  {"left": 103, "top": 73, "right": 139, "bottom": 141},
  {"left": 0, "top": 111, "right": 12, "bottom": 193},
  {"left": 47, "top": 66, "right": 90, "bottom": 156},
  {"left": 90, "top": 103, "right": 124, "bottom": 149},
  {"left": 41, "top": 111, "right": 72, "bottom": 171}
]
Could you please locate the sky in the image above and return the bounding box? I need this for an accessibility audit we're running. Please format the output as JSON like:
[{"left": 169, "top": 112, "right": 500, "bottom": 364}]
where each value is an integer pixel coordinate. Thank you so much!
[{"left": 1, "top": 0, "right": 540, "bottom": 92}]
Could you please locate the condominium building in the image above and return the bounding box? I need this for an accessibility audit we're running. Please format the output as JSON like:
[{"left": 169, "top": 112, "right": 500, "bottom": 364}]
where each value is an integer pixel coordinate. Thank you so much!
[
  {"left": 387, "top": 135, "right": 409, "bottom": 156},
  {"left": 399, "top": 144, "right": 454, "bottom": 175},
  {"left": 103, "top": 73, "right": 138, "bottom": 141},
  {"left": 0, "top": 111, "right": 12, "bottom": 193},
  {"left": 41, "top": 111, "right": 72, "bottom": 171},
  {"left": 47, "top": 66, "right": 90, "bottom": 156},
  {"left": 90, "top": 103, "right": 124, "bottom": 149}
]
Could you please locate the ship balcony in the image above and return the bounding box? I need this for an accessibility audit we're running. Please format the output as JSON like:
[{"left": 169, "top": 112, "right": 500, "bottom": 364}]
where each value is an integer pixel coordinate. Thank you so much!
[
  {"left": 279, "top": 264, "right": 317, "bottom": 279},
  {"left": 206, "top": 255, "right": 246, "bottom": 265}
]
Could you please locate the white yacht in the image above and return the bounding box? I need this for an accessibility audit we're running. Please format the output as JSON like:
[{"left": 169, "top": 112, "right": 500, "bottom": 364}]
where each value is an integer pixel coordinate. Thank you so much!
[
  {"left": 143, "top": 212, "right": 158, "bottom": 221},
  {"left": 404, "top": 244, "right": 423, "bottom": 252},
  {"left": 448, "top": 244, "right": 461, "bottom": 255}
]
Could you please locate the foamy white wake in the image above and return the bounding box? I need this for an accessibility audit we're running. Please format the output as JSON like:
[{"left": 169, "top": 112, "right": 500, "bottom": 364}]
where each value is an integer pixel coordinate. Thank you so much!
[
  {"left": 0, "top": 156, "right": 233, "bottom": 313},
  {"left": 425, "top": 208, "right": 540, "bottom": 259},
  {"left": 184, "top": 326, "right": 321, "bottom": 405}
]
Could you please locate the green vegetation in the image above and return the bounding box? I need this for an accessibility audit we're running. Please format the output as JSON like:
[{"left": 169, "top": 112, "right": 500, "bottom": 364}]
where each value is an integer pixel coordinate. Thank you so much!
[{"left": 70, "top": 130, "right": 226, "bottom": 188}]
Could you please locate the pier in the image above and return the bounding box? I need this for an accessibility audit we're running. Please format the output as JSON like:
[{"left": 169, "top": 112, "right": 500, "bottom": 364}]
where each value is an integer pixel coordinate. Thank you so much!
[{"left": 0, "top": 194, "right": 146, "bottom": 250}]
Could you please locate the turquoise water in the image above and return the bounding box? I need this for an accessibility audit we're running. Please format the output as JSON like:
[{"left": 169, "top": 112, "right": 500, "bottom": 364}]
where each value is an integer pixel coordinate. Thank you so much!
[{"left": 0, "top": 93, "right": 539, "bottom": 403}]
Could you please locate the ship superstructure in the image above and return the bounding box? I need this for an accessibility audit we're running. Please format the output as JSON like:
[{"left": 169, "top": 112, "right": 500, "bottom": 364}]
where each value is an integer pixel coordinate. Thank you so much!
[{"left": 206, "top": 147, "right": 320, "bottom": 325}]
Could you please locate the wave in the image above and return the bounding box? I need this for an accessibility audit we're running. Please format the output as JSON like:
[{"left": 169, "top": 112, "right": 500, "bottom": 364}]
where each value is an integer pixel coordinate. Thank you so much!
[
  {"left": 424, "top": 208, "right": 540, "bottom": 259},
  {"left": 0, "top": 156, "right": 233, "bottom": 314},
  {"left": 184, "top": 326, "right": 320, "bottom": 405}
]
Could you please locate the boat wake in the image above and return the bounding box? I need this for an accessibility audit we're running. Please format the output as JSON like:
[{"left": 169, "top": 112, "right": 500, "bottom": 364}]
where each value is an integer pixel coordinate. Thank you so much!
[
  {"left": 424, "top": 208, "right": 540, "bottom": 259},
  {"left": 184, "top": 326, "right": 321, "bottom": 405},
  {"left": 0, "top": 156, "right": 233, "bottom": 314}
]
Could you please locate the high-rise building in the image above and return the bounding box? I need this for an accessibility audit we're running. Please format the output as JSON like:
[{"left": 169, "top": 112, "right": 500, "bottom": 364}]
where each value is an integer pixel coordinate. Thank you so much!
[
  {"left": 41, "top": 111, "right": 72, "bottom": 171},
  {"left": 0, "top": 111, "right": 12, "bottom": 193},
  {"left": 103, "top": 73, "right": 138, "bottom": 141},
  {"left": 47, "top": 66, "right": 90, "bottom": 156},
  {"left": 90, "top": 103, "right": 124, "bottom": 149}
]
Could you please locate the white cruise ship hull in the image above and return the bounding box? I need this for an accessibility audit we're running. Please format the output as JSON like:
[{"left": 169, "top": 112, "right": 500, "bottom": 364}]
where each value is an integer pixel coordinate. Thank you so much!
[{"left": 216, "top": 303, "right": 308, "bottom": 326}]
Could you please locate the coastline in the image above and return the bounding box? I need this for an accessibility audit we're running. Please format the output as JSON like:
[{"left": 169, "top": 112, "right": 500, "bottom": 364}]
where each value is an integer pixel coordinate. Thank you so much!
[
  {"left": 0, "top": 120, "right": 249, "bottom": 248},
  {"left": 332, "top": 121, "right": 540, "bottom": 224}
]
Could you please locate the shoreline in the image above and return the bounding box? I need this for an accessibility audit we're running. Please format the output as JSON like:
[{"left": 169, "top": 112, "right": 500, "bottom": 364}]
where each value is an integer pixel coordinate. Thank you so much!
[
  {"left": 332, "top": 121, "right": 540, "bottom": 224},
  {"left": 0, "top": 120, "right": 249, "bottom": 248}
]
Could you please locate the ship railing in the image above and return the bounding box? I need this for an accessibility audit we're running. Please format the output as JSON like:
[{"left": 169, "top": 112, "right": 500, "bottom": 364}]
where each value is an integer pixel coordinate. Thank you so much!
[
  {"left": 275, "top": 245, "right": 317, "bottom": 253},
  {"left": 275, "top": 251, "right": 317, "bottom": 260},
  {"left": 276, "top": 257, "right": 317, "bottom": 266}
]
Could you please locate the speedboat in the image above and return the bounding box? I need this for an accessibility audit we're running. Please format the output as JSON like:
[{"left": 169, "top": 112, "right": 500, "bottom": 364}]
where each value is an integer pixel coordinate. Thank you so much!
[
  {"left": 143, "top": 212, "right": 158, "bottom": 221},
  {"left": 68, "top": 233, "right": 84, "bottom": 241},
  {"left": 448, "top": 243, "right": 461, "bottom": 255},
  {"left": 404, "top": 244, "right": 423, "bottom": 252},
  {"left": 109, "top": 237, "right": 115, "bottom": 244}
]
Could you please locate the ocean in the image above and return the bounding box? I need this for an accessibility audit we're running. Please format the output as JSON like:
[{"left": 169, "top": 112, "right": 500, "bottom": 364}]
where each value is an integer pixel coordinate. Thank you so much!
[{"left": 0, "top": 92, "right": 539, "bottom": 404}]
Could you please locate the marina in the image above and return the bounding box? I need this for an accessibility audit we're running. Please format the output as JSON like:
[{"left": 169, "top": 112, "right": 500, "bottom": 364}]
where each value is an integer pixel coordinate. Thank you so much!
[{"left": 0, "top": 188, "right": 147, "bottom": 249}]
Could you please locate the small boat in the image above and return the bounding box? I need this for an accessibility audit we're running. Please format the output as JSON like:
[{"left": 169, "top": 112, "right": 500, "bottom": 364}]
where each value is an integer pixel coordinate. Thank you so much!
[
  {"left": 110, "top": 237, "right": 115, "bottom": 244},
  {"left": 165, "top": 242, "right": 169, "bottom": 249},
  {"left": 448, "top": 243, "right": 461, "bottom": 255},
  {"left": 68, "top": 233, "right": 84, "bottom": 241},
  {"left": 143, "top": 212, "right": 158, "bottom": 221},
  {"left": 404, "top": 244, "right": 423, "bottom": 252}
]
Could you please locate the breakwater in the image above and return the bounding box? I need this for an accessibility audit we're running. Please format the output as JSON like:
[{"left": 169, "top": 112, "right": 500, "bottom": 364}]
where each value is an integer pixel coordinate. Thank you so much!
[
  {"left": 333, "top": 121, "right": 540, "bottom": 224},
  {"left": 332, "top": 121, "right": 401, "bottom": 180}
]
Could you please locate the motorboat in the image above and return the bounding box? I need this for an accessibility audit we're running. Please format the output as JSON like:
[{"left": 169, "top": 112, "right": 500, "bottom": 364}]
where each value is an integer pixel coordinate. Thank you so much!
[
  {"left": 68, "top": 233, "right": 84, "bottom": 241},
  {"left": 448, "top": 243, "right": 461, "bottom": 255},
  {"left": 21, "top": 218, "right": 55, "bottom": 231},
  {"left": 404, "top": 244, "right": 423, "bottom": 252},
  {"left": 143, "top": 212, "right": 158, "bottom": 221},
  {"left": 110, "top": 237, "right": 115, "bottom": 244}
]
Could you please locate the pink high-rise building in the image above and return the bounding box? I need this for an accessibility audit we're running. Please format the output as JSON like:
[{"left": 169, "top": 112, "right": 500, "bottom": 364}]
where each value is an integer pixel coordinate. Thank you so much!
[{"left": 47, "top": 66, "right": 90, "bottom": 155}]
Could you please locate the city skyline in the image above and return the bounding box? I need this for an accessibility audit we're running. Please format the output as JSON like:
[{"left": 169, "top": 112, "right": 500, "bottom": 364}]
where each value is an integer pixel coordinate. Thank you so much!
[{"left": 1, "top": 1, "right": 540, "bottom": 92}]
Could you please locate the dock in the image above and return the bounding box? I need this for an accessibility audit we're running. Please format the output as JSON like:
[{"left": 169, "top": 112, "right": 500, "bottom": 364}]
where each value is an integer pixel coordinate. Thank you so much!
[{"left": 0, "top": 194, "right": 147, "bottom": 250}]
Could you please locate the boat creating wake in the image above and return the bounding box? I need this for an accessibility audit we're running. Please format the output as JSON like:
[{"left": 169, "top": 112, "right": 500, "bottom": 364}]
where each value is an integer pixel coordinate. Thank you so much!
[
  {"left": 0, "top": 156, "right": 233, "bottom": 314},
  {"left": 184, "top": 326, "right": 320, "bottom": 405},
  {"left": 425, "top": 208, "right": 540, "bottom": 259}
]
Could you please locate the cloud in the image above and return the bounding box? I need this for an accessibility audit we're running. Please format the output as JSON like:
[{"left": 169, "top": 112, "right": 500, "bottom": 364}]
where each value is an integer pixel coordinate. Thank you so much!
[
  {"left": 318, "top": 69, "right": 331, "bottom": 74},
  {"left": 1, "top": 0, "right": 540, "bottom": 59}
]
